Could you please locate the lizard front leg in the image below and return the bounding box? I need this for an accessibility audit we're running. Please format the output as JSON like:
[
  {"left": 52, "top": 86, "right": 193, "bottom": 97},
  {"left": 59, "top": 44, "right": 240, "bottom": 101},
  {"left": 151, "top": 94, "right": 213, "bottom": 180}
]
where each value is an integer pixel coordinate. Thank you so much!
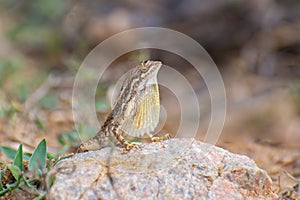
[{"left": 111, "top": 125, "right": 136, "bottom": 151}]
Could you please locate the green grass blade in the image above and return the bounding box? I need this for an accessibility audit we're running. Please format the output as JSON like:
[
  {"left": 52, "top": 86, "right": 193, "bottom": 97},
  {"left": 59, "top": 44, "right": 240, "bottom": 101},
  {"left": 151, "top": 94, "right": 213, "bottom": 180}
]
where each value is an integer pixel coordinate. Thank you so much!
[
  {"left": 0, "top": 168, "right": 5, "bottom": 190},
  {"left": 48, "top": 174, "right": 55, "bottom": 188},
  {"left": 1, "top": 145, "right": 31, "bottom": 161},
  {"left": 28, "top": 139, "right": 47, "bottom": 173},
  {"left": 0, "top": 146, "right": 17, "bottom": 160},
  {"left": 33, "top": 192, "right": 46, "bottom": 200},
  {"left": 0, "top": 188, "right": 9, "bottom": 196},
  {"left": 13, "top": 144, "right": 23, "bottom": 171}
]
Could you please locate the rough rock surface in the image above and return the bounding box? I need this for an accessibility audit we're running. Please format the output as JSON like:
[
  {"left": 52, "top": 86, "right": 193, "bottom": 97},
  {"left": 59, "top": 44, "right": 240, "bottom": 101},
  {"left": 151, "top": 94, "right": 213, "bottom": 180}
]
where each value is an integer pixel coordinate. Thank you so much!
[{"left": 48, "top": 138, "right": 277, "bottom": 200}]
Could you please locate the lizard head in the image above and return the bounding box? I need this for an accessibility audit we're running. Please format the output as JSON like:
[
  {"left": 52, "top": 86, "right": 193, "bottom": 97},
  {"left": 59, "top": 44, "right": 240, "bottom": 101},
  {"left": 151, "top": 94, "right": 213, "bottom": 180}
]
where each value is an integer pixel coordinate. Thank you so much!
[
  {"left": 136, "top": 60, "right": 162, "bottom": 86},
  {"left": 112, "top": 60, "right": 162, "bottom": 106}
]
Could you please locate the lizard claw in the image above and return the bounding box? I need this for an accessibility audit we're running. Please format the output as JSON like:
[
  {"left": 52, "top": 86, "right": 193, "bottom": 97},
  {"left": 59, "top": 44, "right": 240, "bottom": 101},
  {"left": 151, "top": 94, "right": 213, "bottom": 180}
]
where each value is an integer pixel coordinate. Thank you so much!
[
  {"left": 149, "top": 133, "right": 171, "bottom": 142},
  {"left": 163, "top": 133, "right": 171, "bottom": 140},
  {"left": 125, "top": 142, "right": 139, "bottom": 151},
  {"left": 150, "top": 136, "right": 160, "bottom": 142}
]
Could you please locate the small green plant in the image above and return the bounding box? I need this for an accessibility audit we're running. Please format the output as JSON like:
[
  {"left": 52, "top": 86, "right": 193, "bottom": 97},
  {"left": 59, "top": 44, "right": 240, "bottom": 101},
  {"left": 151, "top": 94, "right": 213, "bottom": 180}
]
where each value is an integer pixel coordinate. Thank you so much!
[
  {"left": 56, "top": 123, "right": 96, "bottom": 154},
  {"left": 56, "top": 131, "right": 80, "bottom": 154},
  {"left": 34, "top": 116, "right": 46, "bottom": 132},
  {"left": 39, "top": 94, "right": 57, "bottom": 109},
  {"left": 0, "top": 101, "right": 22, "bottom": 120},
  {"left": 0, "top": 139, "right": 54, "bottom": 198}
]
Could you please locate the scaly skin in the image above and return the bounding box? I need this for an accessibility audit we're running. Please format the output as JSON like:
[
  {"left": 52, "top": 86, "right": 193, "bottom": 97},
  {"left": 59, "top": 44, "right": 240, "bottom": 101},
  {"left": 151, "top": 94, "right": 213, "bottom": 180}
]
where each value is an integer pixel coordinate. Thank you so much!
[{"left": 78, "top": 60, "right": 162, "bottom": 152}]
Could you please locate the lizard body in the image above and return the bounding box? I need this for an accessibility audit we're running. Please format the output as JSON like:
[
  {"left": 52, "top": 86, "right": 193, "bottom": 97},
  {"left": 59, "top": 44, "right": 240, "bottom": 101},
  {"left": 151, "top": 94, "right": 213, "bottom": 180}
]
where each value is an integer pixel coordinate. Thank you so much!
[{"left": 78, "top": 60, "right": 162, "bottom": 152}]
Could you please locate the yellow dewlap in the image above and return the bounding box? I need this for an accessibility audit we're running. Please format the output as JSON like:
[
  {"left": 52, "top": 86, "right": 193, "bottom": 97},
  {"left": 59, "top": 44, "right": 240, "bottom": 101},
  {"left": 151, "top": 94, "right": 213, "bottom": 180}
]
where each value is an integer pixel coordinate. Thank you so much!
[{"left": 120, "top": 84, "right": 160, "bottom": 137}]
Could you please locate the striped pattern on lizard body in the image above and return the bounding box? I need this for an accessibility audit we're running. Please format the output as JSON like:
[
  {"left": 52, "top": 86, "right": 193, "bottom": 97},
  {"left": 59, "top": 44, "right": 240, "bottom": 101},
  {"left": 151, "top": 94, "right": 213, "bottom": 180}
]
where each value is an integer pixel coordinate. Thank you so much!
[{"left": 78, "top": 60, "right": 162, "bottom": 152}]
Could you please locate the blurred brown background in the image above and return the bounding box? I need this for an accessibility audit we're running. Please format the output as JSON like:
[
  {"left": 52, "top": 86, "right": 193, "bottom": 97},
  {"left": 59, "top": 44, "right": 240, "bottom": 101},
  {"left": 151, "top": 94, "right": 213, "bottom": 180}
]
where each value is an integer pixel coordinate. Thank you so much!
[{"left": 0, "top": 0, "right": 299, "bottom": 196}]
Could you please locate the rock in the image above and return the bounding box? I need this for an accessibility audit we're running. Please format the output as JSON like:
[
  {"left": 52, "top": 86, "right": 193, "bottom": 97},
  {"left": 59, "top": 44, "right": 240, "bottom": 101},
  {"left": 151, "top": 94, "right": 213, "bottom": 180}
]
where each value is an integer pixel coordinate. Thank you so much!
[{"left": 48, "top": 138, "right": 277, "bottom": 200}]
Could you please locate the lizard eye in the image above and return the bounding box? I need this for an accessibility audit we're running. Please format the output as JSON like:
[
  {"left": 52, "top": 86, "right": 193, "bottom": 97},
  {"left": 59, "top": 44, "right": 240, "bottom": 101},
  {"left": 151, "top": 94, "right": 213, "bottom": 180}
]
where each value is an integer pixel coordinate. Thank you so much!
[{"left": 142, "top": 60, "right": 148, "bottom": 64}]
